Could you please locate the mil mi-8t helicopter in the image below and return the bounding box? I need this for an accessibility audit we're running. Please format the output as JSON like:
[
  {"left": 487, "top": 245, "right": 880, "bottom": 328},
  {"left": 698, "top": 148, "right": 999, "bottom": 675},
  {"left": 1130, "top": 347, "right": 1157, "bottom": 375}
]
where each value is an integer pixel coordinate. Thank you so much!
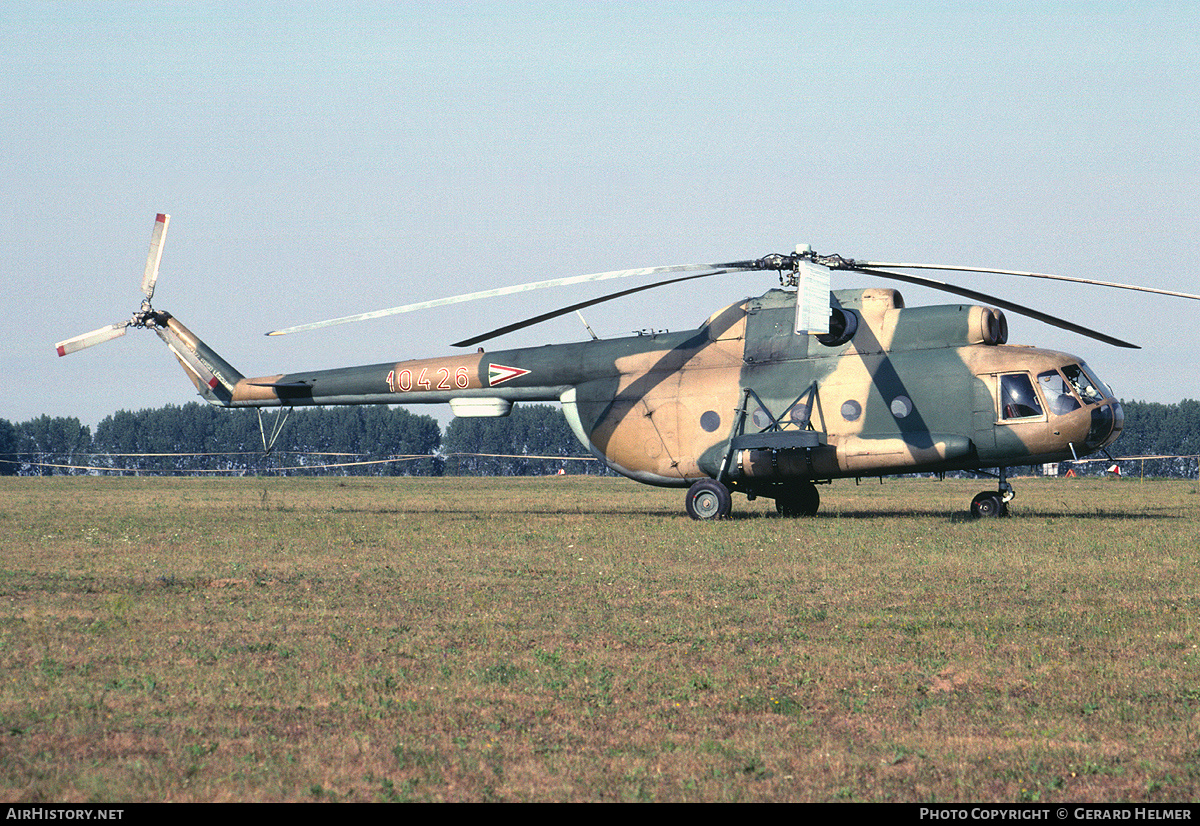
[{"left": 56, "top": 214, "right": 1200, "bottom": 519}]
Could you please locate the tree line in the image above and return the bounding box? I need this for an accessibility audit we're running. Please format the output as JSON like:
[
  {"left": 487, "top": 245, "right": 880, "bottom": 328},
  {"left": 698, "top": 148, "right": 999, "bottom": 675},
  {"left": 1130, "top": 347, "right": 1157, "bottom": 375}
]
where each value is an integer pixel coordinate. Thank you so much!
[
  {"left": 1101, "top": 399, "right": 1200, "bottom": 478},
  {"left": 0, "top": 403, "right": 606, "bottom": 477},
  {"left": 1, "top": 398, "right": 1196, "bottom": 477}
]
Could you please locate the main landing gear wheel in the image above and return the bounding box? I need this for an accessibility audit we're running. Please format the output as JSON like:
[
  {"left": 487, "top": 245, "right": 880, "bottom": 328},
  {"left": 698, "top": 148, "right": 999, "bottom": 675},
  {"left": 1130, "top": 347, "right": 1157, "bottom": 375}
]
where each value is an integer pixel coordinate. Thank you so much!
[
  {"left": 775, "top": 482, "right": 820, "bottom": 517},
  {"left": 685, "top": 479, "right": 732, "bottom": 520},
  {"left": 970, "top": 491, "right": 1009, "bottom": 518}
]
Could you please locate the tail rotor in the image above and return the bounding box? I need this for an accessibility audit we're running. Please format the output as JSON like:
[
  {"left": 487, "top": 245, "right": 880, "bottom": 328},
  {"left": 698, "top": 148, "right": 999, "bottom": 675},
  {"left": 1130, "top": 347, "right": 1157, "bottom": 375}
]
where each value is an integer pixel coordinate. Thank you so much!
[{"left": 55, "top": 214, "right": 171, "bottom": 357}]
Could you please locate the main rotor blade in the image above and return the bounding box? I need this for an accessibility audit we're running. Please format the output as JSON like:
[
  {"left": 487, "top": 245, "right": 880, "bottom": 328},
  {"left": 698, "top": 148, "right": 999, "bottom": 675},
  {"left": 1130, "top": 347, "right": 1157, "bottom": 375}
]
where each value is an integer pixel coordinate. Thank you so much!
[
  {"left": 140, "top": 213, "right": 170, "bottom": 301},
  {"left": 55, "top": 322, "right": 128, "bottom": 356},
  {"left": 858, "top": 260, "right": 1200, "bottom": 302},
  {"left": 853, "top": 267, "right": 1140, "bottom": 349},
  {"left": 452, "top": 270, "right": 733, "bottom": 348},
  {"left": 266, "top": 260, "right": 758, "bottom": 336}
]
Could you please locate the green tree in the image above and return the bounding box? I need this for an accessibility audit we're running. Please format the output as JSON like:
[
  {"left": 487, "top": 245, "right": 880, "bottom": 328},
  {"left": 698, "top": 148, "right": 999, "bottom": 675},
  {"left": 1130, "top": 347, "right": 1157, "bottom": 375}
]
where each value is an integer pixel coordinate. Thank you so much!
[
  {"left": 443, "top": 404, "right": 603, "bottom": 476},
  {"left": 91, "top": 404, "right": 442, "bottom": 476},
  {"left": 14, "top": 415, "right": 92, "bottom": 475},
  {"left": 1115, "top": 399, "right": 1200, "bottom": 478},
  {"left": 0, "top": 418, "right": 16, "bottom": 476}
]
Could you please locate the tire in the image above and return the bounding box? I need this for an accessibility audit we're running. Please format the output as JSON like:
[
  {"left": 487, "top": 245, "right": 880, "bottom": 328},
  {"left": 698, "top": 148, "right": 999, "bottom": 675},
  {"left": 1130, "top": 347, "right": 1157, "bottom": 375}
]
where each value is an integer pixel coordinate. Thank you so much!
[
  {"left": 685, "top": 479, "right": 732, "bottom": 520},
  {"left": 970, "top": 491, "right": 1004, "bottom": 518},
  {"left": 775, "top": 482, "right": 820, "bottom": 517}
]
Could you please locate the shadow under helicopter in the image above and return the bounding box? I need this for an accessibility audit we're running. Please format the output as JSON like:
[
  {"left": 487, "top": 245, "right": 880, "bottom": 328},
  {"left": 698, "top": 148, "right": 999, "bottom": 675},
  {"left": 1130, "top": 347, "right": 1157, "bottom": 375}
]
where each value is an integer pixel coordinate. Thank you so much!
[{"left": 315, "top": 501, "right": 1184, "bottom": 521}]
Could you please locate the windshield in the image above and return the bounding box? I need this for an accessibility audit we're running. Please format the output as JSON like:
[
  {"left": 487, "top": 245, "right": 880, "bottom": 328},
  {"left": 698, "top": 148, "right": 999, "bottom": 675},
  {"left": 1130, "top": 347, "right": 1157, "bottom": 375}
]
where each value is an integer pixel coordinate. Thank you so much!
[{"left": 1063, "top": 363, "right": 1107, "bottom": 405}]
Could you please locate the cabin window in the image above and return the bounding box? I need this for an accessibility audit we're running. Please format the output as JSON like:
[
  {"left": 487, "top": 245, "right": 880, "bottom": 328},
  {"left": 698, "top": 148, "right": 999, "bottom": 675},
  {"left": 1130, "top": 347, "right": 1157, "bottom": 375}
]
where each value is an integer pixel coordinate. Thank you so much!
[
  {"left": 751, "top": 406, "right": 773, "bottom": 429},
  {"left": 890, "top": 395, "right": 914, "bottom": 419},
  {"left": 840, "top": 400, "right": 862, "bottom": 422},
  {"left": 999, "top": 373, "right": 1043, "bottom": 420},
  {"left": 787, "top": 400, "right": 812, "bottom": 427},
  {"left": 1037, "top": 370, "right": 1081, "bottom": 415}
]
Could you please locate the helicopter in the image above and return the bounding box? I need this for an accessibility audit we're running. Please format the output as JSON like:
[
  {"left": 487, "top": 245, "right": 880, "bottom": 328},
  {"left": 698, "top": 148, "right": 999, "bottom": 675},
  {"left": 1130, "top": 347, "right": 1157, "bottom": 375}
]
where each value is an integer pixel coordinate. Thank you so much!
[{"left": 55, "top": 214, "right": 1200, "bottom": 519}]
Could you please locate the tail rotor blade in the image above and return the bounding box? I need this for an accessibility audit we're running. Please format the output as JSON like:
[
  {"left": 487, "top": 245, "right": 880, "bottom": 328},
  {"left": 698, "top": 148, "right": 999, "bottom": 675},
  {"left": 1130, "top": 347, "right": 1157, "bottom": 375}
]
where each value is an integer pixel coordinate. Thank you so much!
[
  {"left": 140, "top": 213, "right": 170, "bottom": 301},
  {"left": 55, "top": 323, "right": 128, "bottom": 357}
]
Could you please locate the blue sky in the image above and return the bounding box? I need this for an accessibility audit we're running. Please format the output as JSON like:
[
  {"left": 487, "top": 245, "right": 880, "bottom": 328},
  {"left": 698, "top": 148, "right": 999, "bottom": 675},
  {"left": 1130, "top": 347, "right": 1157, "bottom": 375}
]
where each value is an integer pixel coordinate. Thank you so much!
[{"left": 4, "top": 2, "right": 1199, "bottom": 428}]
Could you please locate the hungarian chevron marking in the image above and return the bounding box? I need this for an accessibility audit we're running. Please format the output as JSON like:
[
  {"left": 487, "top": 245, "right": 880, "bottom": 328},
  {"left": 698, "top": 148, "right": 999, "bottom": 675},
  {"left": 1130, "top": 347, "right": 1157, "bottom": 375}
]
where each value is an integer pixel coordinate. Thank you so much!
[{"left": 487, "top": 363, "right": 531, "bottom": 386}]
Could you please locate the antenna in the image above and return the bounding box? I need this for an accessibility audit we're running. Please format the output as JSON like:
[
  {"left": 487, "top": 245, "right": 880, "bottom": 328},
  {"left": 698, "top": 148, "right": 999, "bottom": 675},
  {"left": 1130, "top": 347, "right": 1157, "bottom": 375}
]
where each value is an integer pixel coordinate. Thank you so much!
[{"left": 575, "top": 310, "right": 599, "bottom": 341}]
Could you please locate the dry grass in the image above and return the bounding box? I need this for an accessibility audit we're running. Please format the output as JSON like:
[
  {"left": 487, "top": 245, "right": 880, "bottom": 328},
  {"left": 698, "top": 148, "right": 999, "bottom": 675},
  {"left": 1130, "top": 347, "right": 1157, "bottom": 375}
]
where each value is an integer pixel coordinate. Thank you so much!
[{"left": 1, "top": 474, "right": 1198, "bottom": 802}]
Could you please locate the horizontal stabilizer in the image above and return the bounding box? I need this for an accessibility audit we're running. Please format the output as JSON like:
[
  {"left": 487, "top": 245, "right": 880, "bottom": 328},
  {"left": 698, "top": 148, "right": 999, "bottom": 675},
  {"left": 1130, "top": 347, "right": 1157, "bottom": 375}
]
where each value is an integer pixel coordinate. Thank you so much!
[
  {"left": 450, "top": 397, "right": 513, "bottom": 417},
  {"left": 247, "top": 380, "right": 312, "bottom": 388}
]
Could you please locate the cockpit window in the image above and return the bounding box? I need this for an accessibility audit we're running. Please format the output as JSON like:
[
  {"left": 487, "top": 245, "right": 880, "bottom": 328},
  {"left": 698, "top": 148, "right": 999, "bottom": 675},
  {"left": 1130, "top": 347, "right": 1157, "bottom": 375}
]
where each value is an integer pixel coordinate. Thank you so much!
[
  {"left": 1062, "top": 363, "right": 1106, "bottom": 405},
  {"left": 1000, "top": 373, "right": 1044, "bottom": 420},
  {"left": 1037, "top": 370, "right": 1082, "bottom": 415}
]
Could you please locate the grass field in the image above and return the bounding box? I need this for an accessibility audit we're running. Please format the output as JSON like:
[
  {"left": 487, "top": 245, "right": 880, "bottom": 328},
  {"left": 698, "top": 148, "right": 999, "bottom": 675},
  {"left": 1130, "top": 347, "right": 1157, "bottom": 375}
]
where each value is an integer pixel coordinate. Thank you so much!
[{"left": 1, "top": 474, "right": 1198, "bottom": 802}]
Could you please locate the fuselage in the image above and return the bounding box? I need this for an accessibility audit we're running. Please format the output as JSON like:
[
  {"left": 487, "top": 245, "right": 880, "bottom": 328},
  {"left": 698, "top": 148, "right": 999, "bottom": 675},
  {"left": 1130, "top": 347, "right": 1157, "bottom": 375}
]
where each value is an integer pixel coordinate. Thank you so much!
[{"left": 175, "top": 286, "right": 1123, "bottom": 489}]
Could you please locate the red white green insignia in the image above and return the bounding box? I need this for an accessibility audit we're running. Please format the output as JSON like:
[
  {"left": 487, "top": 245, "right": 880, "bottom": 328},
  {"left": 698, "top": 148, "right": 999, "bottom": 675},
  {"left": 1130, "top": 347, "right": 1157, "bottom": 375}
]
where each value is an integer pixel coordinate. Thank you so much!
[{"left": 487, "top": 363, "right": 531, "bottom": 386}]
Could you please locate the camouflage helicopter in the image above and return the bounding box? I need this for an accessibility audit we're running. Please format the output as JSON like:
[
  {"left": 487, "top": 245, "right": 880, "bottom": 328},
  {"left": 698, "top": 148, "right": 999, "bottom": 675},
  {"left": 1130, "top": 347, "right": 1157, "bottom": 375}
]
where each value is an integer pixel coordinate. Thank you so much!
[{"left": 56, "top": 214, "right": 1200, "bottom": 519}]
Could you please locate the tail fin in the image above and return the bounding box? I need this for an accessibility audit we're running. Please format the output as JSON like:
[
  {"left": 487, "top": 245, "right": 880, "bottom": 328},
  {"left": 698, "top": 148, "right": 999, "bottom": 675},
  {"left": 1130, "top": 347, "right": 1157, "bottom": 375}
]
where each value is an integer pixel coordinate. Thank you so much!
[{"left": 153, "top": 313, "right": 244, "bottom": 406}]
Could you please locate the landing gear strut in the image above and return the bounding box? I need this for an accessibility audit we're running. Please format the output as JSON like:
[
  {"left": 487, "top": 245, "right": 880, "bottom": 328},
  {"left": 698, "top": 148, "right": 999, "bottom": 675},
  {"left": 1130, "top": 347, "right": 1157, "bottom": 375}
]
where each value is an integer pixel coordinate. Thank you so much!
[{"left": 971, "top": 468, "right": 1014, "bottom": 518}]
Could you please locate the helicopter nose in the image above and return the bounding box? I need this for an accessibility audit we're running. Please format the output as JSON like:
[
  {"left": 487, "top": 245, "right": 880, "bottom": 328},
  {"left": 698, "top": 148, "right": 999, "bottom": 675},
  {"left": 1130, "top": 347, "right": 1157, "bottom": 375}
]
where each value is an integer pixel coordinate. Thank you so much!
[{"left": 1085, "top": 401, "right": 1123, "bottom": 450}]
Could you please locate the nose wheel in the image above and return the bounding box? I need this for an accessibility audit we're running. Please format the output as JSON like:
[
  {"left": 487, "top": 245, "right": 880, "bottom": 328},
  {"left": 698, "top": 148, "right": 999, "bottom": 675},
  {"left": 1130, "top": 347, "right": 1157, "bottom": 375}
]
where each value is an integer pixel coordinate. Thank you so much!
[
  {"left": 970, "top": 491, "right": 1008, "bottom": 518},
  {"left": 971, "top": 471, "right": 1014, "bottom": 518}
]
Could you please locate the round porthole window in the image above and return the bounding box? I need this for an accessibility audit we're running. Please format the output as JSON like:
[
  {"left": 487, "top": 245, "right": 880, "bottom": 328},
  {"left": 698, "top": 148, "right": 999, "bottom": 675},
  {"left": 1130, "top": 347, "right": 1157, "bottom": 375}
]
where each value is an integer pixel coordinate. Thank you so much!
[
  {"left": 700, "top": 410, "right": 721, "bottom": 432},
  {"left": 788, "top": 402, "right": 812, "bottom": 426},
  {"left": 890, "top": 395, "right": 913, "bottom": 419},
  {"left": 840, "top": 400, "right": 862, "bottom": 421}
]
